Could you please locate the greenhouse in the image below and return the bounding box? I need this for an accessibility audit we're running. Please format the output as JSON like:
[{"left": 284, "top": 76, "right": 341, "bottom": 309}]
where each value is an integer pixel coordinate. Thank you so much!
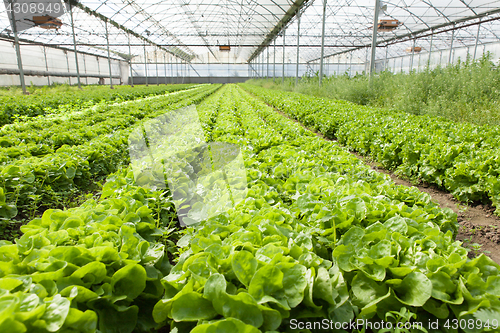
[{"left": 1, "top": 1, "right": 500, "bottom": 332}]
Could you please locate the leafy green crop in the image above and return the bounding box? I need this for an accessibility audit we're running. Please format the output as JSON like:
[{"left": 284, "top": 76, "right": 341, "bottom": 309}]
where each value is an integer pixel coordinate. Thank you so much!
[
  {"left": 0, "top": 85, "right": 221, "bottom": 231},
  {"left": 0, "top": 84, "right": 499, "bottom": 333},
  {"left": 0, "top": 84, "right": 197, "bottom": 127},
  {"left": 0, "top": 167, "right": 178, "bottom": 332},
  {"left": 241, "top": 83, "right": 500, "bottom": 216},
  {"left": 151, "top": 85, "right": 499, "bottom": 332}
]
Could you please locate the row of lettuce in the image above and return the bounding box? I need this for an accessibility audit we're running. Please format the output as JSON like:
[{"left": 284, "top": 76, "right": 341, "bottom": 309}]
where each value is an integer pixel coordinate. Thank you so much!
[
  {"left": 0, "top": 84, "right": 196, "bottom": 127},
  {"left": 240, "top": 83, "right": 500, "bottom": 216},
  {"left": 1, "top": 84, "right": 498, "bottom": 332},
  {"left": 0, "top": 85, "right": 200, "bottom": 163},
  {"left": 0, "top": 84, "right": 220, "bottom": 226}
]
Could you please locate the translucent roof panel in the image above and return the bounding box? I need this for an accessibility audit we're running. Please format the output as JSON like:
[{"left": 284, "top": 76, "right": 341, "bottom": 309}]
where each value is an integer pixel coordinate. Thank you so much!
[
  {"left": 0, "top": 0, "right": 499, "bottom": 64},
  {"left": 279, "top": 0, "right": 500, "bottom": 64}
]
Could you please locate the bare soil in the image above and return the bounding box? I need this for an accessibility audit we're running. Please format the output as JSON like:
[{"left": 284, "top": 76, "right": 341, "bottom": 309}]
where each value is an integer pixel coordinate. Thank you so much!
[
  {"left": 251, "top": 92, "right": 500, "bottom": 264},
  {"left": 365, "top": 157, "right": 500, "bottom": 264}
]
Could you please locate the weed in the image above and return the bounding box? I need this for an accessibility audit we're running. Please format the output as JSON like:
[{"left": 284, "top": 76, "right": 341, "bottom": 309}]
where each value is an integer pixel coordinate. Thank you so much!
[{"left": 248, "top": 53, "right": 500, "bottom": 126}]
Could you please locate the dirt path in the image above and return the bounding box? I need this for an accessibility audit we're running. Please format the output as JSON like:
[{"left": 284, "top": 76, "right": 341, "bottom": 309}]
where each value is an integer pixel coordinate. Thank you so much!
[
  {"left": 250, "top": 91, "right": 500, "bottom": 264},
  {"left": 362, "top": 156, "right": 500, "bottom": 264}
]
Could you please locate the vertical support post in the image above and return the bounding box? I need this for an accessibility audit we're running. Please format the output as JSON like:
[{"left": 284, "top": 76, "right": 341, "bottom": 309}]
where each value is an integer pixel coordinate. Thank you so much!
[
  {"left": 69, "top": 2, "right": 81, "bottom": 89},
  {"left": 65, "top": 51, "right": 72, "bottom": 85},
  {"left": 127, "top": 34, "right": 134, "bottom": 87},
  {"left": 144, "top": 42, "right": 148, "bottom": 86},
  {"left": 427, "top": 30, "right": 433, "bottom": 68},
  {"left": 207, "top": 52, "right": 210, "bottom": 83},
  {"left": 182, "top": 58, "right": 185, "bottom": 82},
  {"left": 97, "top": 56, "right": 101, "bottom": 81},
  {"left": 369, "top": 0, "right": 381, "bottom": 78},
  {"left": 282, "top": 30, "right": 285, "bottom": 84},
  {"left": 105, "top": 20, "right": 114, "bottom": 89},
  {"left": 255, "top": 53, "right": 262, "bottom": 79},
  {"left": 176, "top": 57, "right": 178, "bottom": 84},
  {"left": 170, "top": 55, "right": 174, "bottom": 84},
  {"left": 263, "top": 49, "right": 266, "bottom": 78},
  {"left": 349, "top": 52, "right": 352, "bottom": 77},
  {"left": 43, "top": 46, "right": 50, "bottom": 86},
  {"left": 409, "top": 38, "right": 415, "bottom": 72},
  {"left": 164, "top": 53, "right": 167, "bottom": 84},
  {"left": 82, "top": 54, "right": 88, "bottom": 85},
  {"left": 155, "top": 48, "right": 159, "bottom": 85},
  {"left": 295, "top": 9, "right": 301, "bottom": 86},
  {"left": 260, "top": 53, "right": 263, "bottom": 77},
  {"left": 8, "top": 0, "right": 27, "bottom": 94},
  {"left": 266, "top": 46, "right": 269, "bottom": 79},
  {"left": 262, "top": 53, "right": 264, "bottom": 78},
  {"left": 365, "top": 47, "right": 369, "bottom": 72},
  {"left": 273, "top": 38, "right": 276, "bottom": 81},
  {"left": 319, "top": 0, "right": 327, "bottom": 86},
  {"left": 473, "top": 20, "right": 481, "bottom": 61},
  {"left": 448, "top": 27, "right": 455, "bottom": 65},
  {"left": 384, "top": 46, "right": 389, "bottom": 71}
]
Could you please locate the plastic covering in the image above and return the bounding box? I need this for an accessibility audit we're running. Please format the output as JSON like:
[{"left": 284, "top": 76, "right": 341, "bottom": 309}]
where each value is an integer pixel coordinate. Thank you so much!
[{"left": 0, "top": 0, "right": 499, "bottom": 66}]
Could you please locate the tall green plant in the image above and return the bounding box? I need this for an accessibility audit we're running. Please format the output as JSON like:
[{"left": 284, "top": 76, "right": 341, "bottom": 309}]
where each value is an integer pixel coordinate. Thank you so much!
[{"left": 247, "top": 53, "right": 500, "bottom": 126}]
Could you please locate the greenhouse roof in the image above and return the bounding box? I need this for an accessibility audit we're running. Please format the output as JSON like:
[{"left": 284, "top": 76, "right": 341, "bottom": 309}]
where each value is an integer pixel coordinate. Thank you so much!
[{"left": 0, "top": 0, "right": 499, "bottom": 64}]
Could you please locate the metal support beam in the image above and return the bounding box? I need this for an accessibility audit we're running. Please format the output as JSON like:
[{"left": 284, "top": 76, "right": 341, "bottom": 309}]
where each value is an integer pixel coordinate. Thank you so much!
[
  {"left": 448, "top": 27, "right": 455, "bottom": 65},
  {"left": 473, "top": 21, "right": 481, "bottom": 61},
  {"left": 43, "top": 46, "right": 50, "bottom": 86},
  {"left": 282, "top": 31, "right": 285, "bottom": 84},
  {"left": 128, "top": 33, "right": 134, "bottom": 87},
  {"left": 266, "top": 47, "right": 269, "bottom": 79},
  {"left": 319, "top": 0, "right": 327, "bottom": 86},
  {"left": 164, "top": 53, "right": 167, "bottom": 84},
  {"left": 155, "top": 48, "right": 159, "bottom": 85},
  {"left": 69, "top": 2, "right": 81, "bottom": 89},
  {"left": 170, "top": 56, "right": 174, "bottom": 84},
  {"left": 427, "top": 30, "right": 434, "bottom": 68},
  {"left": 365, "top": 47, "right": 369, "bottom": 73},
  {"left": 369, "top": 0, "right": 381, "bottom": 78},
  {"left": 66, "top": 0, "right": 192, "bottom": 61},
  {"left": 105, "top": 20, "right": 114, "bottom": 89},
  {"left": 0, "top": 68, "right": 120, "bottom": 79},
  {"left": 349, "top": 52, "right": 352, "bottom": 77},
  {"left": 410, "top": 38, "right": 415, "bottom": 72},
  {"left": 296, "top": 9, "right": 301, "bottom": 86},
  {"left": 8, "top": 0, "right": 27, "bottom": 93},
  {"left": 384, "top": 46, "right": 389, "bottom": 71},
  {"left": 144, "top": 42, "right": 148, "bottom": 86},
  {"left": 65, "top": 51, "right": 72, "bottom": 85},
  {"left": 97, "top": 56, "right": 101, "bottom": 79},
  {"left": 273, "top": 38, "right": 276, "bottom": 82},
  {"left": 248, "top": 0, "right": 308, "bottom": 62},
  {"left": 82, "top": 54, "right": 88, "bottom": 84},
  {"left": 261, "top": 53, "right": 263, "bottom": 77}
]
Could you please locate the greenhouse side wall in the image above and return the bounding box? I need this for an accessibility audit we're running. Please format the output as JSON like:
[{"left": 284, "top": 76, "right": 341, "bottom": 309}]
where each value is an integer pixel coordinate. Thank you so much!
[{"left": 0, "top": 40, "right": 128, "bottom": 86}]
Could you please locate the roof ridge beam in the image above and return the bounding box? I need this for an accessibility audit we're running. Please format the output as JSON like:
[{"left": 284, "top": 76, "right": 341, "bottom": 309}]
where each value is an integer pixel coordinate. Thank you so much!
[
  {"left": 65, "top": 0, "right": 194, "bottom": 61},
  {"left": 247, "top": 0, "right": 309, "bottom": 63}
]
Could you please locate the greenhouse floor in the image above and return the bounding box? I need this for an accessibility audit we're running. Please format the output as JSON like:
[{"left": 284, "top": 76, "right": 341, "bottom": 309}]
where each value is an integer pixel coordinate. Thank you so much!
[{"left": 258, "top": 92, "right": 500, "bottom": 264}]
